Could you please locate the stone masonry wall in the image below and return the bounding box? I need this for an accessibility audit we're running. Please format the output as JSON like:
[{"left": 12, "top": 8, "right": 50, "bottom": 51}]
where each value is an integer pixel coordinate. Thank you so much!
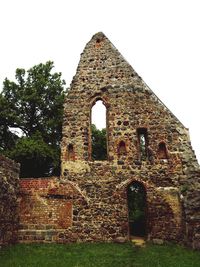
[
  {"left": 18, "top": 168, "right": 183, "bottom": 243},
  {"left": 18, "top": 32, "right": 200, "bottom": 246},
  {"left": 0, "top": 155, "right": 20, "bottom": 246},
  {"left": 182, "top": 170, "right": 200, "bottom": 249},
  {"left": 60, "top": 162, "right": 183, "bottom": 243},
  {"left": 59, "top": 33, "right": 196, "bottom": 243}
]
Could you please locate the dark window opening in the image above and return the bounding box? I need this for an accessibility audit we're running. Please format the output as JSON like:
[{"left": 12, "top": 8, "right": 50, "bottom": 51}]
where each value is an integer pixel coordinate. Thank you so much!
[
  {"left": 67, "top": 144, "right": 75, "bottom": 161},
  {"left": 95, "top": 38, "right": 102, "bottom": 48},
  {"left": 158, "top": 142, "right": 168, "bottom": 160},
  {"left": 137, "top": 128, "right": 148, "bottom": 161},
  {"left": 127, "top": 181, "right": 147, "bottom": 237},
  {"left": 91, "top": 100, "right": 107, "bottom": 160},
  {"left": 118, "top": 140, "right": 126, "bottom": 155}
]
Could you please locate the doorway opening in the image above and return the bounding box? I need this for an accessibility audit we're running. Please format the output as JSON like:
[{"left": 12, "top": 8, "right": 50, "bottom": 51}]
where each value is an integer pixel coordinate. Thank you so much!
[{"left": 127, "top": 181, "right": 147, "bottom": 237}]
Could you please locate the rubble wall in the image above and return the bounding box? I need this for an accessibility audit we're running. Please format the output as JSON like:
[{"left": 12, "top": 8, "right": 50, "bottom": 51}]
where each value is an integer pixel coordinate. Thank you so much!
[
  {"left": 60, "top": 32, "right": 195, "bottom": 243},
  {"left": 18, "top": 32, "right": 200, "bottom": 247},
  {"left": 183, "top": 170, "right": 200, "bottom": 249},
  {"left": 0, "top": 155, "right": 20, "bottom": 245}
]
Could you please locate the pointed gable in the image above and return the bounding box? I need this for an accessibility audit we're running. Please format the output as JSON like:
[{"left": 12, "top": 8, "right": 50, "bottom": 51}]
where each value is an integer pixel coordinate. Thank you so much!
[
  {"left": 70, "top": 32, "right": 145, "bottom": 91},
  {"left": 69, "top": 32, "right": 185, "bottom": 128},
  {"left": 62, "top": 32, "right": 198, "bottom": 168}
]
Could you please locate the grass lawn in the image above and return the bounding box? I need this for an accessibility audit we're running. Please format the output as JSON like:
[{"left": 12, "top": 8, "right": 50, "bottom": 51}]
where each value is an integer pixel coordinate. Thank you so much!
[{"left": 0, "top": 242, "right": 200, "bottom": 267}]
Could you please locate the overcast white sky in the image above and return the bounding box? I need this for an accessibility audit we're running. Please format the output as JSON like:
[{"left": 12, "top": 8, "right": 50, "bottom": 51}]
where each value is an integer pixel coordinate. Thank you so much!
[{"left": 0, "top": 0, "right": 199, "bottom": 163}]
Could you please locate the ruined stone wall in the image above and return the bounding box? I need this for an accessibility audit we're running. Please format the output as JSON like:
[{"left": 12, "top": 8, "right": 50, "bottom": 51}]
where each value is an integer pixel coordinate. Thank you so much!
[
  {"left": 18, "top": 166, "right": 183, "bottom": 243},
  {"left": 59, "top": 33, "right": 196, "bottom": 243},
  {"left": 60, "top": 162, "right": 183, "bottom": 243},
  {"left": 0, "top": 155, "right": 20, "bottom": 245},
  {"left": 182, "top": 170, "right": 200, "bottom": 249},
  {"left": 18, "top": 32, "right": 200, "bottom": 246}
]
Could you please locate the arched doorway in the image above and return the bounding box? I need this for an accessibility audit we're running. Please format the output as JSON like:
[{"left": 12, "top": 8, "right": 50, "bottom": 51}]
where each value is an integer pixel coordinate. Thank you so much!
[{"left": 127, "top": 181, "right": 147, "bottom": 237}]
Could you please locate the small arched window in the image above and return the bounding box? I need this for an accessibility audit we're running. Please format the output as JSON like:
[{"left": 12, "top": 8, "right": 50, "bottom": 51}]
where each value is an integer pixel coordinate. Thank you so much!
[
  {"left": 67, "top": 144, "right": 75, "bottom": 161},
  {"left": 158, "top": 142, "right": 168, "bottom": 160},
  {"left": 118, "top": 141, "right": 126, "bottom": 155}
]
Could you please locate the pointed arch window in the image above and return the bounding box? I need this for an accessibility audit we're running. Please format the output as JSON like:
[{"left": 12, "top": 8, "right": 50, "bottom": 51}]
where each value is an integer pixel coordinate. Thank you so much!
[{"left": 90, "top": 99, "right": 107, "bottom": 160}]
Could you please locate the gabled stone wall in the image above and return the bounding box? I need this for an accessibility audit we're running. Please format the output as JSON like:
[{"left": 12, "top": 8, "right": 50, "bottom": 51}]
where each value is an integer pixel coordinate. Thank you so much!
[
  {"left": 17, "top": 32, "right": 200, "bottom": 248},
  {"left": 0, "top": 155, "right": 20, "bottom": 246},
  {"left": 60, "top": 32, "right": 197, "bottom": 243}
]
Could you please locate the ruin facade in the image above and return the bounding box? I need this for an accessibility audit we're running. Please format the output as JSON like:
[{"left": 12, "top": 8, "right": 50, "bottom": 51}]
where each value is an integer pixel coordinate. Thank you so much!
[{"left": 5, "top": 32, "right": 200, "bottom": 248}]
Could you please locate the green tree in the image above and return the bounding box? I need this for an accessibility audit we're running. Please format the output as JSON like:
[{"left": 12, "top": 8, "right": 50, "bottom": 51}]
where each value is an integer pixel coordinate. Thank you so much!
[
  {"left": 0, "top": 94, "right": 19, "bottom": 152},
  {"left": 9, "top": 132, "right": 60, "bottom": 178},
  {"left": 0, "top": 61, "right": 66, "bottom": 177},
  {"left": 91, "top": 124, "right": 107, "bottom": 160}
]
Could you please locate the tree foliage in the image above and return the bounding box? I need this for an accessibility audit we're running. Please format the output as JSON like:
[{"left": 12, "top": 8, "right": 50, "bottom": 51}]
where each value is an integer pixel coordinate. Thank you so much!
[
  {"left": 0, "top": 61, "right": 65, "bottom": 177},
  {"left": 0, "top": 94, "right": 19, "bottom": 152},
  {"left": 9, "top": 132, "right": 60, "bottom": 178},
  {"left": 0, "top": 62, "right": 109, "bottom": 177},
  {"left": 91, "top": 124, "right": 107, "bottom": 160}
]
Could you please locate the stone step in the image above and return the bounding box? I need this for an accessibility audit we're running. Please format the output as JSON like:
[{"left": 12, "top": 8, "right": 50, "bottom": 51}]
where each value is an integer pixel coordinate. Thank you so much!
[{"left": 131, "top": 236, "right": 146, "bottom": 247}]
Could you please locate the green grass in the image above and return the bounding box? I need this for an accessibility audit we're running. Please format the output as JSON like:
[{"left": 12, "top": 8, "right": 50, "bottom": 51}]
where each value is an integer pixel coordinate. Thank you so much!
[{"left": 0, "top": 242, "right": 200, "bottom": 267}]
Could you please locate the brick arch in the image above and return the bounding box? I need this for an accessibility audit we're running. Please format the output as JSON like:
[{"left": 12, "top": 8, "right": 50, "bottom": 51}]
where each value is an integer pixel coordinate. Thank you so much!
[
  {"left": 89, "top": 93, "right": 110, "bottom": 109},
  {"left": 116, "top": 177, "right": 148, "bottom": 193}
]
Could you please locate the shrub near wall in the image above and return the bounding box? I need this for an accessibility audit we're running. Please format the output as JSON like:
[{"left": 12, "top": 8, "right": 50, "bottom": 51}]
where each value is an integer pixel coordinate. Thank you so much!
[{"left": 0, "top": 155, "right": 20, "bottom": 246}]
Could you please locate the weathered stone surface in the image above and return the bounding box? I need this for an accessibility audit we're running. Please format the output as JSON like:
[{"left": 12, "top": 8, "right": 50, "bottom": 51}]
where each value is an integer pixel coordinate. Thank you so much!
[
  {"left": 59, "top": 32, "right": 198, "bottom": 243},
  {"left": 17, "top": 32, "right": 200, "bottom": 248},
  {"left": 0, "top": 155, "right": 20, "bottom": 245},
  {"left": 181, "top": 170, "right": 200, "bottom": 249}
]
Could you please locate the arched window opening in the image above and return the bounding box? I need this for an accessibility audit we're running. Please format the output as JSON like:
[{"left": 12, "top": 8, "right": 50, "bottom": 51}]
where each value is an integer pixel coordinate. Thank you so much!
[
  {"left": 158, "top": 142, "right": 168, "bottom": 160},
  {"left": 127, "top": 181, "right": 147, "bottom": 237},
  {"left": 137, "top": 128, "right": 148, "bottom": 161},
  {"left": 91, "top": 100, "right": 107, "bottom": 160},
  {"left": 118, "top": 141, "right": 126, "bottom": 155},
  {"left": 67, "top": 144, "right": 75, "bottom": 161}
]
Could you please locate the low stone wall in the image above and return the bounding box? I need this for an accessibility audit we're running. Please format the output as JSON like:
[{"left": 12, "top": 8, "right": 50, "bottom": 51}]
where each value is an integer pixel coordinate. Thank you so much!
[
  {"left": 61, "top": 161, "right": 183, "bottom": 243},
  {"left": 0, "top": 155, "right": 20, "bottom": 246},
  {"left": 18, "top": 161, "right": 184, "bottom": 244}
]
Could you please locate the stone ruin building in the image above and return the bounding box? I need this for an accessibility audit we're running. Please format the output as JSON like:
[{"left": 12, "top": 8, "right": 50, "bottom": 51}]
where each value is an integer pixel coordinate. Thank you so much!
[{"left": 1, "top": 32, "right": 200, "bottom": 248}]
